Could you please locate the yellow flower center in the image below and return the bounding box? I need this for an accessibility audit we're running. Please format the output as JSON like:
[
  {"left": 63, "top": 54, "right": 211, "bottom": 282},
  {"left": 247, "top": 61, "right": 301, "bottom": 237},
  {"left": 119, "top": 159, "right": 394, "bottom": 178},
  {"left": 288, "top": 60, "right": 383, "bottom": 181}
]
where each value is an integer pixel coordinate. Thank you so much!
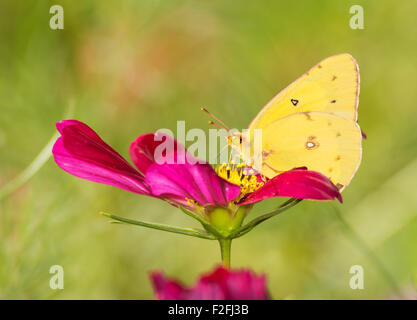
[
  {"left": 216, "top": 164, "right": 264, "bottom": 196},
  {"left": 185, "top": 197, "right": 196, "bottom": 206}
]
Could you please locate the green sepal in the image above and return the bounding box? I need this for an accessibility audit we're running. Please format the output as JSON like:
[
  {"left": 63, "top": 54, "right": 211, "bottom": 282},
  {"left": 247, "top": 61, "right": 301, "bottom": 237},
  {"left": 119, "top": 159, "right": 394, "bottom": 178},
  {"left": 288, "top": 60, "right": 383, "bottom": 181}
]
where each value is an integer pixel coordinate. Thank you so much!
[
  {"left": 101, "top": 212, "right": 216, "bottom": 240},
  {"left": 178, "top": 206, "right": 222, "bottom": 238},
  {"left": 229, "top": 198, "right": 302, "bottom": 238}
]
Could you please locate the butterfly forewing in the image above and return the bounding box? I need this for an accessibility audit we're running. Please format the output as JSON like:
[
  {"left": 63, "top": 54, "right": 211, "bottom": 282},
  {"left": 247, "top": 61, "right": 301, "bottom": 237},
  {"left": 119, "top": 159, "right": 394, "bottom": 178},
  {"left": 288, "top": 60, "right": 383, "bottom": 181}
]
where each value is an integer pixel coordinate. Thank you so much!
[{"left": 248, "top": 53, "right": 359, "bottom": 132}]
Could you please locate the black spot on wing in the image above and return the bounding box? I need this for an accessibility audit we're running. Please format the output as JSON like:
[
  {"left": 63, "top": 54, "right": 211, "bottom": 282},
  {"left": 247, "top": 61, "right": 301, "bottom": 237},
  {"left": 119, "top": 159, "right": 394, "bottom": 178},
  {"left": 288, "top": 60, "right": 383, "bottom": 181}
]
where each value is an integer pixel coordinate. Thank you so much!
[{"left": 291, "top": 99, "right": 299, "bottom": 106}]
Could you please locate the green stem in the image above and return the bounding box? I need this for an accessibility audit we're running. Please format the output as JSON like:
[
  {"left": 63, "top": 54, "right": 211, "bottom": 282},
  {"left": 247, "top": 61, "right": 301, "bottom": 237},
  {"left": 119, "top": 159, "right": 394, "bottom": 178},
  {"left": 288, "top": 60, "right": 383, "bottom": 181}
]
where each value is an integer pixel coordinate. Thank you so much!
[
  {"left": 101, "top": 212, "right": 216, "bottom": 240},
  {"left": 219, "top": 239, "right": 232, "bottom": 268}
]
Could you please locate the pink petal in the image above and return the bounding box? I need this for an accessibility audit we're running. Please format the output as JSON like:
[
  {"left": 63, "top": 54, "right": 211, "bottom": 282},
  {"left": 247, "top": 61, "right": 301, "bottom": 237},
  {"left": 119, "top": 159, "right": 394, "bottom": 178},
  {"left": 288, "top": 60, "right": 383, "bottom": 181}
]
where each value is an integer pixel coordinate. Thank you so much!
[
  {"left": 129, "top": 132, "right": 188, "bottom": 174},
  {"left": 53, "top": 120, "right": 150, "bottom": 195},
  {"left": 145, "top": 161, "right": 241, "bottom": 207},
  {"left": 150, "top": 272, "right": 188, "bottom": 300},
  {"left": 191, "top": 266, "right": 268, "bottom": 300},
  {"left": 150, "top": 266, "right": 269, "bottom": 300},
  {"left": 238, "top": 169, "right": 342, "bottom": 205}
]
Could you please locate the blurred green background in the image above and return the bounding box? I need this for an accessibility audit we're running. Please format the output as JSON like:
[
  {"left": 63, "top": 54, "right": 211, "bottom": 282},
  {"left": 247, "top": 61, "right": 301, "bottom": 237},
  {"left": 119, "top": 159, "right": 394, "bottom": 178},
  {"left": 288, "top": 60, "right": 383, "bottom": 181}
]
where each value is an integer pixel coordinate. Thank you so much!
[{"left": 1, "top": 0, "right": 417, "bottom": 299}]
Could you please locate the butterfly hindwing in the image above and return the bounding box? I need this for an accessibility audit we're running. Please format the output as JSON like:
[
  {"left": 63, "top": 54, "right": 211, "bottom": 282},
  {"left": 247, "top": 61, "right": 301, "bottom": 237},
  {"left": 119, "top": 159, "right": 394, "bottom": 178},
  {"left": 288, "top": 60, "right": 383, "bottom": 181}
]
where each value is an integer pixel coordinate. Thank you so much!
[{"left": 254, "top": 112, "right": 362, "bottom": 190}]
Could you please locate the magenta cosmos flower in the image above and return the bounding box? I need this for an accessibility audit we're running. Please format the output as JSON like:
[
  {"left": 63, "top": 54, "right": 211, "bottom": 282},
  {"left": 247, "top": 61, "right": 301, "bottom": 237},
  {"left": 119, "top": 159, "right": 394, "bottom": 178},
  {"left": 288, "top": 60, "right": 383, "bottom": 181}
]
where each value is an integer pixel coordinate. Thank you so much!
[
  {"left": 151, "top": 265, "right": 268, "bottom": 300},
  {"left": 53, "top": 120, "right": 341, "bottom": 265},
  {"left": 53, "top": 120, "right": 243, "bottom": 210}
]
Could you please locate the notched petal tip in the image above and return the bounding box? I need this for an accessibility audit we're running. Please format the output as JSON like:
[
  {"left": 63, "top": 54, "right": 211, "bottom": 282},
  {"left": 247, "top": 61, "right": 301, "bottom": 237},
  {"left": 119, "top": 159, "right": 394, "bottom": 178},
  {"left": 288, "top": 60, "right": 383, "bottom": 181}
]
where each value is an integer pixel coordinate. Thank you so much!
[
  {"left": 129, "top": 132, "right": 189, "bottom": 174},
  {"left": 53, "top": 120, "right": 150, "bottom": 195},
  {"left": 56, "top": 119, "right": 87, "bottom": 134},
  {"left": 336, "top": 193, "right": 343, "bottom": 203}
]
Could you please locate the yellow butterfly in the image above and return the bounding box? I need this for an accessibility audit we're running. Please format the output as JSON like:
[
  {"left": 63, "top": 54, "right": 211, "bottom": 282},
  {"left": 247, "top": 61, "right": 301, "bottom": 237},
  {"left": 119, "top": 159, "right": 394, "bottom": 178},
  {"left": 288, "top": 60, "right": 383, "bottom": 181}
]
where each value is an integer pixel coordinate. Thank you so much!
[
  {"left": 244, "top": 53, "right": 363, "bottom": 191},
  {"left": 205, "top": 54, "right": 362, "bottom": 191}
]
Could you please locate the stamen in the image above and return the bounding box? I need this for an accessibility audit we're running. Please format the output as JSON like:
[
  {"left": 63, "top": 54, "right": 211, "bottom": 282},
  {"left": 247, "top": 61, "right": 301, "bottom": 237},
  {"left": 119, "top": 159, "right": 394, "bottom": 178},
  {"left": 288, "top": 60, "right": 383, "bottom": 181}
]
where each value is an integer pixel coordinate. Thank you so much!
[
  {"left": 216, "top": 164, "right": 264, "bottom": 197},
  {"left": 185, "top": 198, "right": 196, "bottom": 206}
]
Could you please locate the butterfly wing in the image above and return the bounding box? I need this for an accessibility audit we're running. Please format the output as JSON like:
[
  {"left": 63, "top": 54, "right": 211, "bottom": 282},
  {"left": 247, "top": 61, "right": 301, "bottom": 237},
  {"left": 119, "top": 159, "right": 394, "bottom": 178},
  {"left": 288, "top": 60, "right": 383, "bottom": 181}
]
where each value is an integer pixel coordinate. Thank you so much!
[
  {"left": 248, "top": 53, "right": 359, "bottom": 132},
  {"left": 252, "top": 112, "right": 362, "bottom": 190}
]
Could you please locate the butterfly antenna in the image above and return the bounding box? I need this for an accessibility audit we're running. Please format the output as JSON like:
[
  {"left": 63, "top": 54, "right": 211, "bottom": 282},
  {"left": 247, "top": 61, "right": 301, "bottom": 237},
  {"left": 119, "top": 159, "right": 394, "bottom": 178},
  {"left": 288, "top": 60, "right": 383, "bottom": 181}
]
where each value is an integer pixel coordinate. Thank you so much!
[
  {"left": 201, "top": 107, "right": 230, "bottom": 131},
  {"left": 264, "top": 162, "right": 283, "bottom": 174},
  {"left": 207, "top": 120, "right": 228, "bottom": 130}
]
